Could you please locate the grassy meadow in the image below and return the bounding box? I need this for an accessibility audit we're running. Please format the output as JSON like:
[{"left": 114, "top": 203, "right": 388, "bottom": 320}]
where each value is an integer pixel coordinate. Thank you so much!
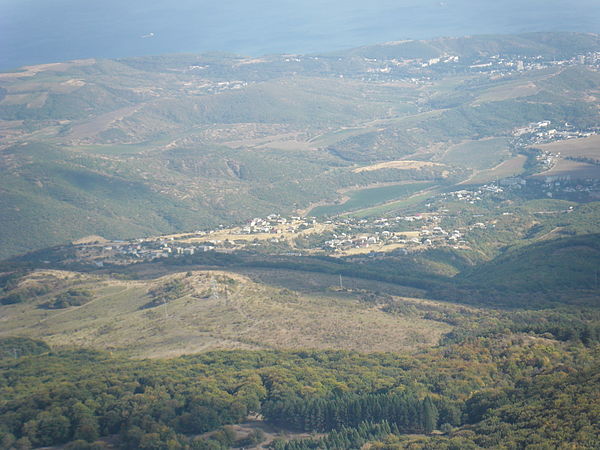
[
  {"left": 0, "top": 269, "right": 451, "bottom": 358},
  {"left": 310, "top": 182, "right": 436, "bottom": 217}
]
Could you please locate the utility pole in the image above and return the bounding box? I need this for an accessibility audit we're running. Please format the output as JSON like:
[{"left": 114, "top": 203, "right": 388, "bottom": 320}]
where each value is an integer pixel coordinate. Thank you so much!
[{"left": 211, "top": 277, "right": 219, "bottom": 300}]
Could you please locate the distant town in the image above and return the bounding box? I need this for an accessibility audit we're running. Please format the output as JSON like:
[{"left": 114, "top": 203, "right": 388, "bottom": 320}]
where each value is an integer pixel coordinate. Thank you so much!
[
  {"left": 352, "top": 49, "right": 600, "bottom": 82},
  {"left": 179, "top": 50, "right": 600, "bottom": 96}
]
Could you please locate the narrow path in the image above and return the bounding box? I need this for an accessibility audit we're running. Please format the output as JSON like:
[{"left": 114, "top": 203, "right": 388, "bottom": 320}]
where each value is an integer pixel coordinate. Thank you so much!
[
  {"left": 225, "top": 283, "right": 264, "bottom": 334},
  {"left": 36, "top": 285, "right": 131, "bottom": 325}
]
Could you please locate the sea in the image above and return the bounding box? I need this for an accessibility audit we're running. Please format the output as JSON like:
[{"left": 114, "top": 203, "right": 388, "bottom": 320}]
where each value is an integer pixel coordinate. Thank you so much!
[{"left": 2, "top": 0, "right": 600, "bottom": 70}]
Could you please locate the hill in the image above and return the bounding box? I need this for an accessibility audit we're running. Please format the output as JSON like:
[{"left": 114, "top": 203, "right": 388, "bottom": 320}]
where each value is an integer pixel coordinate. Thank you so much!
[
  {"left": 339, "top": 32, "right": 600, "bottom": 60},
  {"left": 0, "top": 269, "right": 453, "bottom": 358},
  {"left": 459, "top": 233, "right": 600, "bottom": 294}
]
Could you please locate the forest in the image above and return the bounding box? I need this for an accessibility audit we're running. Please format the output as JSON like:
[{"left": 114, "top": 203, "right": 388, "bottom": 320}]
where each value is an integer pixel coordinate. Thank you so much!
[{"left": 0, "top": 330, "right": 598, "bottom": 449}]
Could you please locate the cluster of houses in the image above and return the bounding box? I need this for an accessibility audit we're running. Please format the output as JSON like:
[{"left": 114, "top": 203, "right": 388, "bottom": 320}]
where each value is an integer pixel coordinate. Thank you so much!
[
  {"left": 439, "top": 183, "right": 511, "bottom": 205},
  {"left": 321, "top": 214, "right": 471, "bottom": 253},
  {"left": 345, "top": 48, "right": 600, "bottom": 83},
  {"left": 78, "top": 240, "right": 219, "bottom": 266},
  {"left": 509, "top": 120, "right": 600, "bottom": 186},
  {"left": 512, "top": 120, "right": 554, "bottom": 137},
  {"left": 73, "top": 214, "right": 328, "bottom": 265},
  {"left": 538, "top": 177, "right": 600, "bottom": 199},
  {"left": 73, "top": 209, "right": 484, "bottom": 265},
  {"left": 238, "top": 215, "right": 315, "bottom": 235},
  {"left": 439, "top": 51, "right": 600, "bottom": 75},
  {"left": 472, "top": 53, "right": 575, "bottom": 73},
  {"left": 535, "top": 150, "right": 560, "bottom": 172},
  {"left": 419, "top": 226, "right": 466, "bottom": 247},
  {"left": 181, "top": 72, "right": 248, "bottom": 95},
  {"left": 513, "top": 120, "right": 599, "bottom": 146}
]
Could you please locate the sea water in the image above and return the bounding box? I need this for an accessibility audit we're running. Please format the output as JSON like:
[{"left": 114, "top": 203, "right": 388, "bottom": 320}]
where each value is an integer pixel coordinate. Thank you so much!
[{"left": 1, "top": 0, "right": 600, "bottom": 70}]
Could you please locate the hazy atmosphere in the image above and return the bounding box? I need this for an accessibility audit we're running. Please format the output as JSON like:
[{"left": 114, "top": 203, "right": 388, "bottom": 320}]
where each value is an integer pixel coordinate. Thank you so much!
[
  {"left": 3, "top": 0, "right": 600, "bottom": 69},
  {"left": 2, "top": 1, "right": 600, "bottom": 448}
]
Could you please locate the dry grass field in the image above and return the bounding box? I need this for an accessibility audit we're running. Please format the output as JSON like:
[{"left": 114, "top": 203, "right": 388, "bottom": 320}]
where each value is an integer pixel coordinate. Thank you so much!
[
  {"left": 530, "top": 158, "right": 600, "bottom": 180},
  {"left": 0, "top": 269, "right": 452, "bottom": 358},
  {"left": 0, "top": 59, "right": 96, "bottom": 80},
  {"left": 475, "top": 81, "right": 540, "bottom": 103},
  {"left": 463, "top": 154, "right": 527, "bottom": 184},
  {"left": 537, "top": 134, "right": 600, "bottom": 161},
  {"left": 353, "top": 160, "right": 442, "bottom": 173}
]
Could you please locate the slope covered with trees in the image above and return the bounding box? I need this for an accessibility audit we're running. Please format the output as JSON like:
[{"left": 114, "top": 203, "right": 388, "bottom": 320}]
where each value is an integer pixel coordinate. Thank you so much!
[{"left": 0, "top": 334, "right": 598, "bottom": 449}]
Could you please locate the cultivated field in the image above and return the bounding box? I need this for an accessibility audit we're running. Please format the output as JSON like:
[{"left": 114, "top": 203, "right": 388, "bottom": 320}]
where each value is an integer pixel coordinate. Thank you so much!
[
  {"left": 310, "top": 182, "right": 436, "bottom": 217},
  {"left": 348, "top": 187, "right": 443, "bottom": 218},
  {"left": 440, "top": 137, "right": 511, "bottom": 170},
  {"left": 463, "top": 154, "right": 527, "bottom": 184},
  {"left": 531, "top": 158, "right": 600, "bottom": 180},
  {"left": 353, "top": 160, "right": 443, "bottom": 173},
  {"left": 537, "top": 134, "right": 600, "bottom": 161}
]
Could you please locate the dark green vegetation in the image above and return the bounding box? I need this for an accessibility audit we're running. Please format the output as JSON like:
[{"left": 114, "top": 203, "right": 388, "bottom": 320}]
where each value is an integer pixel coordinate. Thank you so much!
[
  {"left": 142, "top": 279, "right": 189, "bottom": 310},
  {"left": 0, "top": 335, "right": 598, "bottom": 449},
  {"left": 264, "top": 392, "right": 450, "bottom": 435},
  {"left": 2, "top": 32, "right": 600, "bottom": 259},
  {"left": 0, "top": 337, "right": 49, "bottom": 359},
  {"left": 41, "top": 288, "right": 92, "bottom": 310},
  {"left": 271, "top": 421, "right": 397, "bottom": 450},
  {"left": 459, "top": 233, "right": 600, "bottom": 293}
]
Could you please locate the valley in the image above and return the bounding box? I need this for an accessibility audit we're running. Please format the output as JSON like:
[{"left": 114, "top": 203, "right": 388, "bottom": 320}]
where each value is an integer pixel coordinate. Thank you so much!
[
  {"left": 2, "top": 33, "right": 600, "bottom": 259},
  {"left": 1, "top": 32, "right": 600, "bottom": 449}
]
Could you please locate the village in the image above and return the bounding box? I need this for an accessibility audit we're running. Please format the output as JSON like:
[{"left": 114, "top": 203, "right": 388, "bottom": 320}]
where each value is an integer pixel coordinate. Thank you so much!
[
  {"left": 350, "top": 48, "right": 600, "bottom": 82},
  {"left": 512, "top": 120, "right": 600, "bottom": 146},
  {"left": 70, "top": 166, "right": 599, "bottom": 268},
  {"left": 182, "top": 48, "right": 600, "bottom": 89},
  {"left": 71, "top": 207, "right": 484, "bottom": 267}
]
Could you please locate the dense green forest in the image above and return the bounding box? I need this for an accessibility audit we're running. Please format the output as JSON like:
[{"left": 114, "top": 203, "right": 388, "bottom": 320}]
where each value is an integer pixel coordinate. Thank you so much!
[{"left": 0, "top": 332, "right": 598, "bottom": 449}]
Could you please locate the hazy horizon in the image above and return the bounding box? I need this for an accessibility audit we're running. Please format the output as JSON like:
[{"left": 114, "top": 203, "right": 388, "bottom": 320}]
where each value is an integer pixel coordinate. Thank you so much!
[{"left": 2, "top": 0, "right": 600, "bottom": 70}]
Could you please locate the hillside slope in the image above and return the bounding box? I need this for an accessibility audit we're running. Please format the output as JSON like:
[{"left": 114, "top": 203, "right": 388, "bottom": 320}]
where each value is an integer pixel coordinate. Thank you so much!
[
  {"left": 0, "top": 269, "right": 451, "bottom": 358},
  {"left": 458, "top": 233, "right": 600, "bottom": 295}
]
